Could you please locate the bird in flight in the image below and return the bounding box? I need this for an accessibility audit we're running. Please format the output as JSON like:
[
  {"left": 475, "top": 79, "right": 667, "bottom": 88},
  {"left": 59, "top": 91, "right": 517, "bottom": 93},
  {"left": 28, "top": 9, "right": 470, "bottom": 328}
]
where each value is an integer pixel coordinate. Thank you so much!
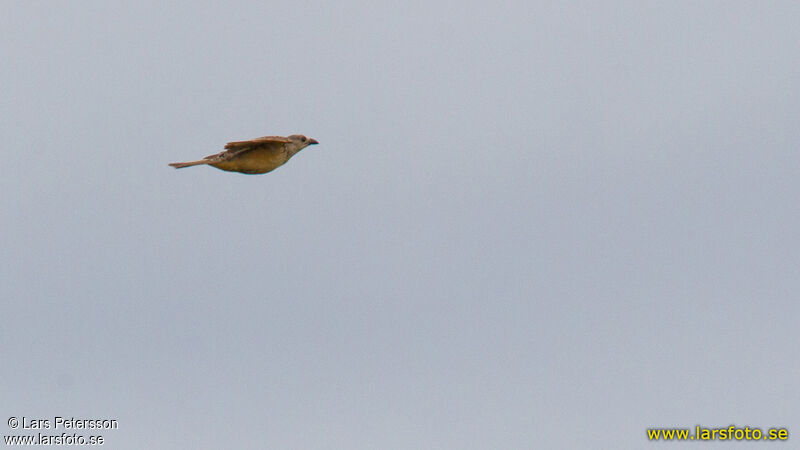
[{"left": 169, "top": 134, "right": 319, "bottom": 174}]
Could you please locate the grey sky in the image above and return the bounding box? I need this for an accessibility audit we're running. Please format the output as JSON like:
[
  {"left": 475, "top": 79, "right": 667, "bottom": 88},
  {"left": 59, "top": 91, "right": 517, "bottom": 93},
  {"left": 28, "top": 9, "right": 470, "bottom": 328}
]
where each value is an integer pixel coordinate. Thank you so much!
[{"left": 2, "top": 1, "right": 798, "bottom": 448}]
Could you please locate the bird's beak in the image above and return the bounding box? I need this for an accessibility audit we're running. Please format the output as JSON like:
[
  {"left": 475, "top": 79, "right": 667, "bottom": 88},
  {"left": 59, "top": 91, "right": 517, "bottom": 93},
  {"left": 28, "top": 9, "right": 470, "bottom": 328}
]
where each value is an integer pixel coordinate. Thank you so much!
[{"left": 308, "top": 138, "right": 319, "bottom": 145}]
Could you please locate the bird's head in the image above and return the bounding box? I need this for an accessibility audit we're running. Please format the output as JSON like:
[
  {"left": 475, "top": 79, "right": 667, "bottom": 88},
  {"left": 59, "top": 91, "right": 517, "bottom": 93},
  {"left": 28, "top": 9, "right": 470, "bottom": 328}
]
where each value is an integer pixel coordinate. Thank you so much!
[{"left": 287, "top": 134, "right": 319, "bottom": 152}]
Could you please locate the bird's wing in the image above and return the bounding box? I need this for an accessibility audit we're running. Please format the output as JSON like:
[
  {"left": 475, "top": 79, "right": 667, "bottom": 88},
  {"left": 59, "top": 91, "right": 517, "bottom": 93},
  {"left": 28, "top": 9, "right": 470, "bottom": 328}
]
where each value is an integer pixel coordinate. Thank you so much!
[
  {"left": 224, "top": 136, "right": 292, "bottom": 150},
  {"left": 202, "top": 136, "right": 291, "bottom": 162}
]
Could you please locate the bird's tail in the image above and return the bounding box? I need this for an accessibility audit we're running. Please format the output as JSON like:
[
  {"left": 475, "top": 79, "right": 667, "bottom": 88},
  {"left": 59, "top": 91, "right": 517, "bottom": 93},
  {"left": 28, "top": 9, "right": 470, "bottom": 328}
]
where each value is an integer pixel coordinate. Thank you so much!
[{"left": 168, "top": 160, "right": 210, "bottom": 169}]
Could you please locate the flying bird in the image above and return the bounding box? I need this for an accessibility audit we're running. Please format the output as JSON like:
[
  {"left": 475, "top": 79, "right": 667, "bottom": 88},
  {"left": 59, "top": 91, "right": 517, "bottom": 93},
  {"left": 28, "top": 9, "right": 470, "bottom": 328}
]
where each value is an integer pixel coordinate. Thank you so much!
[{"left": 169, "top": 134, "right": 319, "bottom": 174}]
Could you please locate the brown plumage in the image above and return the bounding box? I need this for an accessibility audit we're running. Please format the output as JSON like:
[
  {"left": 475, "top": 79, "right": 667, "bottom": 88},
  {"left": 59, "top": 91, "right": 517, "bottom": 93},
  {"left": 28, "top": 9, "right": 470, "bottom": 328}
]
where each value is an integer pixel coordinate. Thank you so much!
[{"left": 169, "top": 134, "right": 319, "bottom": 174}]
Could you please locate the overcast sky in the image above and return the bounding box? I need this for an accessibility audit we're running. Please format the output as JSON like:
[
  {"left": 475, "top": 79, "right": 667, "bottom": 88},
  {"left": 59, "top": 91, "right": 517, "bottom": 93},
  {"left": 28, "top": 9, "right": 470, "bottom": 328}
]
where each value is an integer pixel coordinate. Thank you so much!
[{"left": 2, "top": 1, "right": 799, "bottom": 448}]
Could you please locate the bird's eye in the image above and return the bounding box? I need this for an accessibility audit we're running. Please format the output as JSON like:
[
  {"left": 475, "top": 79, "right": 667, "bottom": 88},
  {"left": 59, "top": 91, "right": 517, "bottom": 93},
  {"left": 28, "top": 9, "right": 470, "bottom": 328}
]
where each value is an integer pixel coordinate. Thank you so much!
[{"left": 301, "top": 137, "right": 307, "bottom": 142}]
